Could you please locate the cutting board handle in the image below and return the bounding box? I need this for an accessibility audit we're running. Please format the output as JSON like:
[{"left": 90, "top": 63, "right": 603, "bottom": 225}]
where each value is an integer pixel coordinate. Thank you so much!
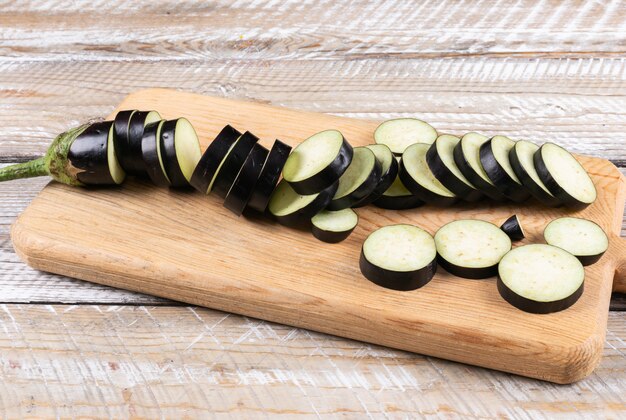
[{"left": 614, "top": 235, "right": 626, "bottom": 293}]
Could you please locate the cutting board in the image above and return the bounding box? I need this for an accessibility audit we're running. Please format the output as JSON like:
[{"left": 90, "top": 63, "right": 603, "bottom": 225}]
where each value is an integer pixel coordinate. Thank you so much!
[{"left": 11, "top": 89, "right": 626, "bottom": 384}]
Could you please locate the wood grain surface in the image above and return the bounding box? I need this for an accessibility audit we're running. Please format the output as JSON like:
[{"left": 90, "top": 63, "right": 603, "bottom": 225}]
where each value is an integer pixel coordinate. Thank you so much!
[{"left": 0, "top": 0, "right": 625, "bottom": 416}]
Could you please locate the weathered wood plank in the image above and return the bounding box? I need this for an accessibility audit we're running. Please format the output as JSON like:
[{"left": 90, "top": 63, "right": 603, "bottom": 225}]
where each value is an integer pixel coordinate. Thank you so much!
[
  {"left": 1, "top": 0, "right": 625, "bottom": 61},
  {"left": 1, "top": 58, "right": 625, "bottom": 161},
  {"left": 0, "top": 304, "right": 624, "bottom": 417}
]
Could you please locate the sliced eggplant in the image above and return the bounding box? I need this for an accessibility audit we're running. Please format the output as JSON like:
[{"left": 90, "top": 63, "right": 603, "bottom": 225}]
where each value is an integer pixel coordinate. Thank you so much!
[
  {"left": 509, "top": 140, "right": 561, "bottom": 207},
  {"left": 283, "top": 130, "right": 353, "bottom": 195},
  {"left": 268, "top": 180, "right": 338, "bottom": 228},
  {"left": 141, "top": 120, "right": 170, "bottom": 187},
  {"left": 327, "top": 147, "right": 381, "bottom": 211},
  {"left": 453, "top": 132, "right": 505, "bottom": 201},
  {"left": 113, "top": 110, "right": 137, "bottom": 172},
  {"left": 189, "top": 125, "right": 242, "bottom": 194},
  {"left": 211, "top": 131, "right": 259, "bottom": 198},
  {"left": 479, "top": 136, "right": 530, "bottom": 202},
  {"left": 543, "top": 217, "right": 608, "bottom": 266},
  {"left": 373, "top": 174, "right": 424, "bottom": 210},
  {"left": 352, "top": 144, "right": 399, "bottom": 207},
  {"left": 500, "top": 215, "right": 525, "bottom": 241},
  {"left": 497, "top": 244, "right": 584, "bottom": 314},
  {"left": 399, "top": 143, "right": 457, "bottom": 206},
  {"left": 435, "top": 220, "right": 511, "bottom": 279},
  {"left": 311, "top": 208, "right": 358, "bottom": 243},
  {"left": 224, "top": 143, "right": 269, "bottom": 217},
  {"left": 374, "top": 118, "right": 437, "bottom": 155},
  {"left": 247, "top": 139, "right": 292, "bottom": 213},
  {"left": 360, "top": 224, "right": 437, "bottom": 291},
  {"left": 534, "top": 143, "right": 597, "bottom": 209},
  {"left": 123, "top": 110, "right": 161, "bottom": 175},
  {"left": 67, "top": 121, "right": 125, "bottom": 185},
  {"left": 426, "top": 134, "right": 483, "bottom": 202},
  {"left": 159, "top": 118, "right": 202, "bottom": 188}
]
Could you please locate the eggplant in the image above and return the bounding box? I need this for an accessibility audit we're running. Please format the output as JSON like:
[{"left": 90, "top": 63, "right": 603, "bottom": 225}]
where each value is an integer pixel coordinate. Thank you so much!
[
  {"left": 190, "top": 125, "right": 242, "bottom": 194},
  {"left": 434, "top": 219, "right": 511, "bottom": 279},
  {"left": 352, "top": 144, "right": 398, "bottom": 207},
  {"left": 497, "top": 244, "right": 584, "bottom": 314},
  {"left": 360, "top": 224, "right": 437, "bottom": 291},
  {"left": 534, "top": 143, "right": 597, "bottom": 210},
  {"left": 508, "top": 140, "right": 561, "bottom": 207},
  {"left": 374, "top": 118, "right": 437, "bottom": 155},
  {"left": 479, "top": 136, "right": 530, "bottom": 202},
  {"left": 399, "top": 143, "right": 457, "bottom": 206},
  {"left": 327, "top": 147, "right": 381, "bottom": 211},
  {"left": 211, "top": 131, "right": 259, "bottom": 198},
  {"left": 113, "top": 109, "right": 137, "bottom": 172},
  {"left": 268, "top": 180, "right": 338, "bottom": 228},
  {"left": 311, "top": 208, "right": 358, "bottom": 243},
  {"left": 426, "top": 134, "right": 483, "bottom": 202},
  {"left": 453, "top": 132, "right": 506, "bottom": 201},
  {"left": 500, "top": 215, "right": 525, "bottom": 241},
  {"left": 224, "top": 143, "right": 269, "bottom": 217},
  {"left": 543, "top": 217, "right": 608, "bottom": 266},
  {"left": 122, "top": 110, "right": 161, "bottom": 175},
  {"left": 373, "top": 174, "right": 424, "bottom": 210},
  {"left": 283, "top": 130, "right": 353, "bottom": 195},
  {"left": 247, "top": 139, "right": 292, "bottom": 213},
  {"left": 141, "top": 120, "right": 170, "bottom": 187},
  {"left": 159, "top": 118, "right": 202, "bottom": 188}
]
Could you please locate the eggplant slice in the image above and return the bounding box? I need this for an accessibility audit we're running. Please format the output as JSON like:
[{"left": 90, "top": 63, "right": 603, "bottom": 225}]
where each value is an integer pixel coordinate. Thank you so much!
[
  {"left": 283, "top": 130, "right": 353, "bottom": 195},
  {"left": 247, "top": 139, "right": 292, "bottom": 213},
  {"left": 399, "top": 143, "right": 456, "bottom": 206},
  {"left": 190, "top": 125, "right": 242, "bottom": 194},
  {"left": 123, "top": 110, "right": 161, "bottom": 175},
  {"left": 68, "top": 121, "right": 125, "bottom": 185},
  {"left": 353, "top": 144, "right": 399, "bottom": 207},
  {"left": 268, "top": 180, "right": 338, "bottom": 228},
  {"left": 327, "top": 147, "right": 381, "bottom": 211},
  {"left": 453, "top": 132, "right": 505, "bottom": 201},
  {"left": 500, "top": 215, "right": 525, "bottom": 241},
  {"left": 373, "top": 174, "right": 424, "bottom": 210},
  {"left": 534, "top": 143, "right": 597, "bottom": 209},
  {"left": 211, "top": 131, "right": 259, "bottom": 198},
  {"left": 435, "top": 219, "right": 511, "bottom": 279},
  {"left": 509, "top": 140, "right": 561, "bottom": 207},
  {"left": 360, "top": 224, "right": 437, "bottom": 291},
  {"left": 374, "top": 118, "right": 437, "bottom": 155},
  {"left": 113, "top": 110, "right": 137, "bottom": 172},
  {"left": 543, "top": 217, "right": 608, "bottom": 266},
  {"left": 497, "top": 244, "right": 584, "bottom": 314},
  {"left": 426, "top": 134, "right": 482, "bottom": 202},
  {"left": 224, "top": 143, "right": 269, "bottom": 217},
  {"left": 141, "top": 120, "right": 170, "bottom": 187},
  {"left": 311, "top": 208, "right": 358, "bottom": 243},
  {"left": 479, "top": 135, "right": 530, "bottom": 202},
  {"left": 159, "top": 118, "right": 202, "bottom": 188}
]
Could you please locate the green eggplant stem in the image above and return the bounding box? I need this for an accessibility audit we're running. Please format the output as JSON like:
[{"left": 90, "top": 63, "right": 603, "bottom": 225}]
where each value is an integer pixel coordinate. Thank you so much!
[{"left": 0, "top": 157, "right": 49, "bottom": 182}]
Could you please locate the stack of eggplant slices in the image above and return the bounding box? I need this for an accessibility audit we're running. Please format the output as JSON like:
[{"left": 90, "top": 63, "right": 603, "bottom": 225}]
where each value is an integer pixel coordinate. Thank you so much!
[{"left": 0, "top": 113, "right": 609, "bottom": 314}]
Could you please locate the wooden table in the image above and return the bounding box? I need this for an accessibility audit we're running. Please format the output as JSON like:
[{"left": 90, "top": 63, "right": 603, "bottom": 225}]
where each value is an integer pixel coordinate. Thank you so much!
[{"left": 1, "top": 1, "right": 625, "bottom": 417}]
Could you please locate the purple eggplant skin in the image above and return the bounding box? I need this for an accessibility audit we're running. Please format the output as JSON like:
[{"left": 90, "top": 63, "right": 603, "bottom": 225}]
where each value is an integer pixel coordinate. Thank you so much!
[
  {"left": 113, "top": 110, "right": 137, "bottom": 172},
  {"left": 373, "top": 194, "right": 424, "bottom": 210},
  {"left": 271, "top": 182, "right": 338, "bottom": 229},
  {"left": 508, "top": 144, "right": 562, "bottom": 207},
  {"left": 426, "top": 141, "right": 483, "bottom": 202},
  {"left": 497, "top": 276, "right": 583, "bottom": 314},
  {"left": 224, "top": 143, "right": 269, "bottom": 217},
  {"left": 311, "top": 225, "right": 355, "bottom": 244},
  {"left": 453, "top": 141, "right": 506, "bottom": 201},
  {"left": 141, "top": 120, "right": 170, "bottom": 187},
  {"left": 190, "top": 125, "right": 242, "bottom": 194},
  {"left": 159, "top": 119, "right": 191, "bottom": 188},
  {"left": 247, "top": 139, "right": 292, "bottom": 213},
  {"left": 353, "top": 156, "right": 399, "bottom": 208},
  {"left": 359, "top": 251, "right": 437, "bottom": 291},
  {"left": 212, "top": 131, "right": 259, "bottom": 198},
  {"left": 500, "top": 215, "right": 525, "bottom": 242},
  {"left": 437, "top": 255, "right": 498, "bottom": 280},
  {"left": 327, "top": 159, "right": 382, "bottom": 211},
  {"left": 479, "top": 139, "right": 530, "bottom": 203},
  {"left": 68, "top": 121, "right": 118, "bottom": 185},
  {"left": 125, "top": 110, "right": 161, "bottom": 175},
  {"left": 287, "top": 136, "right": 353, "bottom": 195}
]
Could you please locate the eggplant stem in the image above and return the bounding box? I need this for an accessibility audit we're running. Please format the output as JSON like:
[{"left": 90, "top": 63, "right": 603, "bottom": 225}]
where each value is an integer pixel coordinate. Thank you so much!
[{"left": 0, "top": 157, "right": 48, "bottom": 182}]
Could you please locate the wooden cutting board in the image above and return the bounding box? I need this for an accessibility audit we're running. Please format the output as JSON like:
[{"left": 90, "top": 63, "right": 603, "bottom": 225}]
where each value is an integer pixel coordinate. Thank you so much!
[{"left": 11, "top": 88, "right": 626, "bottom": 384}]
